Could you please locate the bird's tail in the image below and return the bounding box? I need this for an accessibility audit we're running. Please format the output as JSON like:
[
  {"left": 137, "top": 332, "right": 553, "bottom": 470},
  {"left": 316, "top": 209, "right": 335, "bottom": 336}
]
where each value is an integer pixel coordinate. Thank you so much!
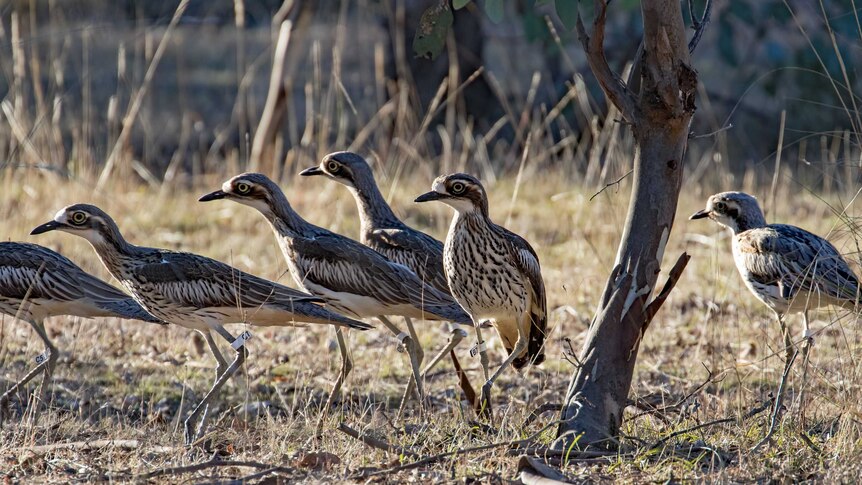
[
  {"left": 101, "top": 298, "right": 165, "bottom": 324},
  {"left": 301, "top": 303, "right": 374, "bottom": 330}
]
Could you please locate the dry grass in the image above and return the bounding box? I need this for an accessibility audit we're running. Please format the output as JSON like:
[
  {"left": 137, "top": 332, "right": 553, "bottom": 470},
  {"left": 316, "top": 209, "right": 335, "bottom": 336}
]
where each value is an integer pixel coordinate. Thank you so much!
[
  {"left": 2, "top": 171, "right": 862, "bottom": 483},
  {"left": 2, "top": 2, "right": 862, "bottom": 482}
]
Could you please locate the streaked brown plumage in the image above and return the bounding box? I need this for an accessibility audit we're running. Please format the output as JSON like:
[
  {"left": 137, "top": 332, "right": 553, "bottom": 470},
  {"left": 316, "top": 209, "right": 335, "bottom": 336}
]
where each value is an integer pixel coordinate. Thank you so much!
[{"left": 0, "top": 242, "right": 161, "bottom": 421}]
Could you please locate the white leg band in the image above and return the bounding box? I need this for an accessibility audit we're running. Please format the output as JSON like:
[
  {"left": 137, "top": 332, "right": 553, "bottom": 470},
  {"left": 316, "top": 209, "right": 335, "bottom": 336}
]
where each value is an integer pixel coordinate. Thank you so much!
[
  {"left": 469, "top": 341, "right": 488, "bottom": 358},
  {"left": 231, "top": 331, "right": 253, "bottom": 350},
  {"left": 34, "top": 350, "right": 50, "bottom": 364}
]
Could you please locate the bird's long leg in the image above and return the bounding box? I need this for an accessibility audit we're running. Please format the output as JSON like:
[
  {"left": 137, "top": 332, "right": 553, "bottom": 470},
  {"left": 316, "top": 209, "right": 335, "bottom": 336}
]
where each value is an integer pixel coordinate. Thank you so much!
[
  {"left": 752, "top": 313, "right": 798, "bottom": 451},
  {"left": 29, "top": 319, "right": 58, "bottom": 426},
  {"left": 399, "top": 323, "right": 468, "bottom": 417},
  {"left": 472, "top": 323, "right": 491, "bottom": 383},
  {"left": 184, "top": 324, "right": 247, "bottom": 445},
  {"left": 421, "top": 325, "right": 468, "bottom": 376},
  {"left": 194, "top": 329, "right": 229, "bottom": 438},
  {"left": 797, "top": 311, "right": 813, "bottom": 423},
  {"left": 479, "top": 318, "right": 528, "bottom": 421},
  {"left": 0, "top": 319, "right": 57, "bottom": 423},
  {"left": 395, "top": 316, "right": 426, "bottom": 416},
  {"left": 404, "top": 316, "right": 425, "bottom": 398},
  {"left": 378, "top": 316, "right": 424, "bottom": 415},
  {"left": 316, "top": 326, "right": 352, "bottom": 435}
]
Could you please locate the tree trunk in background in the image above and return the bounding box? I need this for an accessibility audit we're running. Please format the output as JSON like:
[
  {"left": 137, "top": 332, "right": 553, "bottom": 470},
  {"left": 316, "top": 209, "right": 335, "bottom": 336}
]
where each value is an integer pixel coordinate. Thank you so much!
[{"left": 555, "top": 0, "right": 708, "bottom": 448}]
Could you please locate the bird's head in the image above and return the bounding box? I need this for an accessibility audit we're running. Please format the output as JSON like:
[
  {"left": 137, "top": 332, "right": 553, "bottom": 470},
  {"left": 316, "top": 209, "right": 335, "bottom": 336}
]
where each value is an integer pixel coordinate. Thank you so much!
[
  {"left": 690, "top": 191, "right": 765, "bottom": 233},
  {"left": 199, "top": 172, "right": 282, "bottom": 215},
  {"left": 31, "top": 204, "right": 121, "bottom": 246},
  {"left": 414, "top": 173, "right": 488, "bottom": 216},
  {"left": 299, "top": 151, "right": 373, "bottom": 190}
]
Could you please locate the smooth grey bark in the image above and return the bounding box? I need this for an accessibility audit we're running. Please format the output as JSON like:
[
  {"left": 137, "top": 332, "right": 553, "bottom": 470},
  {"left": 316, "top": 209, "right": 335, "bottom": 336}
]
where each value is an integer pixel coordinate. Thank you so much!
[{"left": 555, "top": 0, "right": 706, "bottom": 448}]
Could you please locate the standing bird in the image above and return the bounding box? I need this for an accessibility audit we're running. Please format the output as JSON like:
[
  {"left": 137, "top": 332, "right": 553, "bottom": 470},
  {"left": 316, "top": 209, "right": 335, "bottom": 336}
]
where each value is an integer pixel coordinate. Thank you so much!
[
  {"left": 31, "top": 205, "right": 371, "bottom": 444},
  {"left": 690, "top": 191, "right": 861, "bottom": 447},
  {"left": 300, "top": 152, "right": 468, "bottom": 396},
  {"left": 415, "top": 173, "right": 547, "bottom": 416},
  {"left": 0, "top": 242, "right": 162, "bottom": 422},
  {"left": 199, "top": 173, "right": 472, "bottom": 420}
]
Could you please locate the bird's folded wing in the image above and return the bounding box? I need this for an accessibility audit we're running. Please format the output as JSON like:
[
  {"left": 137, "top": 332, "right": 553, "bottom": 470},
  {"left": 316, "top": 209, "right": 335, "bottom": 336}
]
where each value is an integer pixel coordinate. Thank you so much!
[
  {"left": 369, "top": 228, "right": 449, "bottom": 291},
  {"left": 291, "top": 234, "right": 454, "bottom": 308},
  {"left": 738, "top": 225, "right": 861, "bottom": 302},
  {"left": 501, "top": 227, "right": 548, "bottom": 322},
  {"left": 134, "top": 251, "right": 321, "bottom": 311}
]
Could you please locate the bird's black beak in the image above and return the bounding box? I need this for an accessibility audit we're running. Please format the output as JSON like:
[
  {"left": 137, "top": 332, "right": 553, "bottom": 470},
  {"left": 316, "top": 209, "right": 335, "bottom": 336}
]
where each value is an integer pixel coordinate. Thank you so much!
[
  {"left": 689, "top": 209, "right": 710, "bottom": 220},
  {"left": 414, "top": 191, "right": 444, "bottom": 203},
  {"left": 299, "top": 166, "right": 324, "bottom": 177},
  {"left": 31, "top": 221, "right": 61, "bottom": 235},
  {"left": 199, "top": 190, "right": 226, "bottom": 202}
]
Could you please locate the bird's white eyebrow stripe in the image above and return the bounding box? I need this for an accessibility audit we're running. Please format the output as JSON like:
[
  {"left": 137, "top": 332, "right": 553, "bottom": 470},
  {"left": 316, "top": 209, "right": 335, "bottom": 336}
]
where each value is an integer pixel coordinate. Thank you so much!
[{"left": 53, "top": 208, "right": 67, "bottom": 222}]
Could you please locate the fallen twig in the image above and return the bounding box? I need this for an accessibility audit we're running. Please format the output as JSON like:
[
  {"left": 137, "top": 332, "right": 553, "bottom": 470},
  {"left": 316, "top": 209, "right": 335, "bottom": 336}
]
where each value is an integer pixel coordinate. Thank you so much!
[
  {"left": 523, "top": 403, "right": 563, "bottom": 429},
  {"left": 3, "top": 439, "right": 174, "bottom": 454},
  {"left": 136, "top": 456, "right": 293, "bottom": 480},
  {"left": 652, "top": 398, "right": 774, "bottom": 450},
  {"left": 337, "top": 422, "right": 424, "bottom": 458},
  {"left": 630, "top": 363, "right": 722, "bottom": 420},
  {"left": 350, "top": 412, "right": 573, "bottom": 479}
]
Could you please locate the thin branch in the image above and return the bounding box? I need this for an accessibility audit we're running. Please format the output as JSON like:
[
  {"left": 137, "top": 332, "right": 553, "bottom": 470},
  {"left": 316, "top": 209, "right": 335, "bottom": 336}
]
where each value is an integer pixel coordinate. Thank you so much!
[
  {"left": 575, "top": 0, "right": 639, "bottom": 122},
  {"left": 560, "top": 337, "right": 582, "bottom": 369},
  {"left": 688, "top": 0, "right": 714, "bottom": 54},
  {"left": 351, "top": 414, "right": 573, "bottom": 480},
  {"left": 5, "top": 439, "right": 173, "bottom": 454},
  {"left": 590, "top": 169, "right": 633, "bottom": 201},
  {"left": 643, "top": 252, "right": 691, "bottom": 328},
  {"left": 134, "top": 457, "right": 293, "bottom": 480},
  {"left": 689, "top": 123, "right": 732, "bottom": 139},
  {"left": 96, "top": 0, "right": 189, "bottom": 189},
  {"left": 652, "top": 418, "right": 734, "bottom": 449},
  {"left": 652, "top": 398, "right": 773, "bottom": 450},
  {"left": 337, "top": 422, "right": 424, "bottom": 458},
  {"left": 629, "top": 363, "right": 722, "bottom": 420},
  {"left": 522, "top": 403, "right": 563, "bottom": 429}
]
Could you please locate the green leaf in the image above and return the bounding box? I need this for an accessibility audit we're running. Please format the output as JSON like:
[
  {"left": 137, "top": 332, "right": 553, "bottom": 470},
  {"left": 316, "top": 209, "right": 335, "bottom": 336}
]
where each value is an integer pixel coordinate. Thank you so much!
[
  {"left": 453, "top": 0, "right": 472, "bottom": 9},
  {"left": 555, "top": 0, "right": 579, "bottom": 31},
  {"left": 412, "top": 0, "right": 454, "bottom": 60},
  {"left": 484, "top": 0, "right": 504, "bottom": 23}
]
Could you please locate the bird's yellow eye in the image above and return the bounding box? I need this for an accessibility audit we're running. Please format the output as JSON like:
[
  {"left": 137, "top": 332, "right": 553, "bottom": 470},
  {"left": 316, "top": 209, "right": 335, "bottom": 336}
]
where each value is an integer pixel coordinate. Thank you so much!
[
  {"left": 327, "top": 161, "right": 340, "bottom": 173},
  {"left": 450, "top": 182, "right": 465, "bottom": 194},
  {"left": 71, "top": 212, "right": 87, "bottom": 224},
  {"left": 236, "top": 182, "right": 251, "bottom": 194}
]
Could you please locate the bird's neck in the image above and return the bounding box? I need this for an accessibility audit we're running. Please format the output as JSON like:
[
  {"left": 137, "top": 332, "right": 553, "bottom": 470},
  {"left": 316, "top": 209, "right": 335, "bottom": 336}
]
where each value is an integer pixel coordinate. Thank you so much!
[
  {"left": 731, "top": 212, "right": 767, "bottom": 234},
  {"left": 348, "top": 183, "right": 401, "bottom": 229},
  {"left": 266, "top": 190, "right": 317, "bottom": 238},
  {"left": 450, "top": 208, "right": 491, "bottom": 235},
  {"left": 86, "top": 228, "right": 138, "bottom": 276}
]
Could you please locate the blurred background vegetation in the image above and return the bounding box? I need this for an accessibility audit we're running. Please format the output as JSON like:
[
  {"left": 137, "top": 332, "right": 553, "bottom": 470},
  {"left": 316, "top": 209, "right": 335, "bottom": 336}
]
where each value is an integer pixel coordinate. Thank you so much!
[{"left": 0, "top": 0, "right": 859, "bottom": 193}]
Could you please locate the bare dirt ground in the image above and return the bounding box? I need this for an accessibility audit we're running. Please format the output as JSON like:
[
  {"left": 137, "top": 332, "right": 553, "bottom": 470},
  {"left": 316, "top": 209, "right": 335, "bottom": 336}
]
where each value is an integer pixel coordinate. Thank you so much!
[{"left": 2, "top": 173, "right": 861, "bottom": 483}]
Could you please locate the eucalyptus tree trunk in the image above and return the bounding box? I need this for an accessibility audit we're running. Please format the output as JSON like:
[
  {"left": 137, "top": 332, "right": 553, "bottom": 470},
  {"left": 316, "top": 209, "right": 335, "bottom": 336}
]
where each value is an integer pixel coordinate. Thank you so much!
[{"left": 555, "top": 0, "right": 711, "bottom": 448}]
